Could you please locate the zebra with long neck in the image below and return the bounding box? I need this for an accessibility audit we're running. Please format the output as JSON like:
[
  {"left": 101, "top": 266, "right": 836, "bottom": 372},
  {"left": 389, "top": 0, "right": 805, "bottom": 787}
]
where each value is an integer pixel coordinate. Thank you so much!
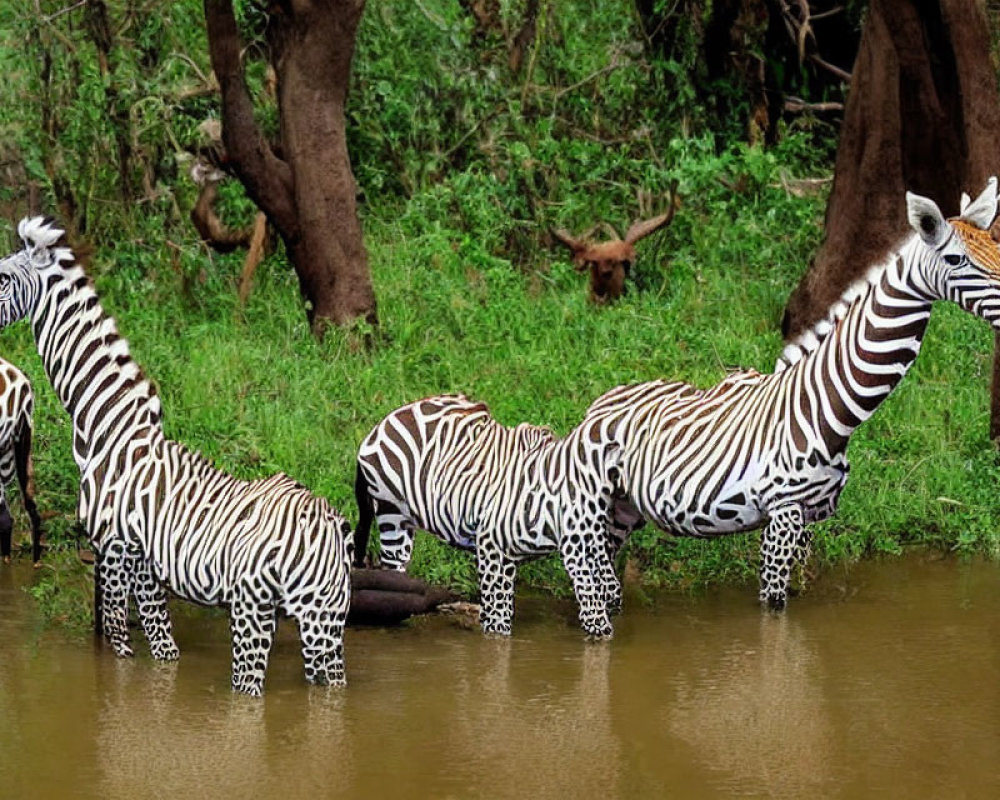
[
  {"left": 0, "top": 219, "right": 352, "bottom": 695},
  {"left": 581, "top": 179, "right": 1000, "bottom": 610},
  {"left": 354, "top": 394, "right": 625, "bottom": 637},
  {"left": 0, "top": 357, "right": 43, "bottom": 566}
]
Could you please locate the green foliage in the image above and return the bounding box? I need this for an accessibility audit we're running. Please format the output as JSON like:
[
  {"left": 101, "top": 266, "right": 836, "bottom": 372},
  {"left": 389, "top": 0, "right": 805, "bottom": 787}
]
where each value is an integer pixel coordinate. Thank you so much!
[
  {"left": 26, "top": 546, "right": 95, "bottom": 630},
  {"left": 0, "top": 1, "right": 219, "bottom": 238}
]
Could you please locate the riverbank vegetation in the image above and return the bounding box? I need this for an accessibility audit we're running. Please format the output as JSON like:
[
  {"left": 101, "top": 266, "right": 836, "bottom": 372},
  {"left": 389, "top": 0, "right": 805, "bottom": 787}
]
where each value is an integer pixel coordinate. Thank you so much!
[{"left": 2, "top": 1, "right": 998, "bottom": 627}]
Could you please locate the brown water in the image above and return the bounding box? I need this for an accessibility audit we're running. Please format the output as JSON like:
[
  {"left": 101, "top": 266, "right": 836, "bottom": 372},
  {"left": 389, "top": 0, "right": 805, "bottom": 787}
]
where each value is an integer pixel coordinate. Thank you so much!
[{"left": 1, "top": 553, "right": 998, "bottom": 799}]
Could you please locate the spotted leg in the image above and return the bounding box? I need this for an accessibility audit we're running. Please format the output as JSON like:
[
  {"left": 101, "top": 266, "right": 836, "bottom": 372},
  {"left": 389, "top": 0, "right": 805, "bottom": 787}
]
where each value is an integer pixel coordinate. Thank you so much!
[
  {"left": 560, "top": 508, "right": 614, "bottom": 639},
  {"left": 97, "top": 538, "right": 135, "bottom": 658},
  {"left": 295, "top": 606, "right": 347, "bottom": 687},
  {"left": 759, "top": 503, "right": 805, "bottom": 611},
  {"left": 476, "top": 534, "right": 517, "bottom": 636},
  {"left": 130, "top": 555, "right": 179, "bottom": 661},
  {"left": 229, "top": 590, "right": 277, "bottom": 697},
  {"left": 599, "top": 493, "right": 627, "bottom": 615},
  {"left": 596, "top": 542, "right": 623, "bottom": 616},
  {"left": 792, "top": 526, "right": 815, "bottom": 594},
  {"left": 374, "top": 500, "right": 417, "bottom": 571}
]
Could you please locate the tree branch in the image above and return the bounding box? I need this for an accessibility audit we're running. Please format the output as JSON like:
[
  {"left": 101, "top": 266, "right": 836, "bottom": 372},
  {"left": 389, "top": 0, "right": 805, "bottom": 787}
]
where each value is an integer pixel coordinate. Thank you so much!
[
  {"left": 807, "top": 53, "right": 851, "bottom": 83},
  {"left": 203, "top": 0, "right": 298, "bottom": 240}
]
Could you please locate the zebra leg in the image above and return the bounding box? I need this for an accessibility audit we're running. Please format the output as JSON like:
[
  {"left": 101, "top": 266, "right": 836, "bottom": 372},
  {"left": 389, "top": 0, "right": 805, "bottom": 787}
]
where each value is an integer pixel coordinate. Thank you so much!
[
  {"left": 598, "top": 553, "right": 623, "bottom": 616},
  {"left": 375, "top": 500, "right": 416, "bottom": 571},
  {"left": 476, "top": 536, "right": 517, "bottom": 636},
  {"left": 295, "top": 607, "right": 347, "bottom": 687},
  {"left": 0, "top": 494, "right": 11, "bottom": 565},
  {"left": 229, "top": 592, "right": 277, "bottom": 697},
  {"left": 560, "top": 511, "right": 614, "bottom": 639},
  {"left": 129, "top": 557, "right": 179, "bottom": 661},
  {"left": 13, "top": 421, "right": 43, "bottom": 566},
  {"left": 97, "top": 539, "right": 135, "bottom": 658},
  {"left": 759, "top": 503, "right": 805, "bottom": 611},
  {"left": 792, "top": 526, "right": 816, "bottom": 594},
  {"left": 596, "top": 532, "right": 623, "bottom": 616}
]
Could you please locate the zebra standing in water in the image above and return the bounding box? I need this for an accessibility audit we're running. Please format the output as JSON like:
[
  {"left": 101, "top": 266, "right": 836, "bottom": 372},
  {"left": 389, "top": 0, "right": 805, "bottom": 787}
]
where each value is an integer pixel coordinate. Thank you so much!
[
  {"left": 0, "top": 357, "right": 43, "bottom": 566},
  {"left": 354, "top": 394, "right": 626, "bottom": 637},
  {"left": 581, "top": 179, "right": 1000, "bottom": 610},
  {"left": 0, "top": 218, "right": 352, "bottom": 695}
]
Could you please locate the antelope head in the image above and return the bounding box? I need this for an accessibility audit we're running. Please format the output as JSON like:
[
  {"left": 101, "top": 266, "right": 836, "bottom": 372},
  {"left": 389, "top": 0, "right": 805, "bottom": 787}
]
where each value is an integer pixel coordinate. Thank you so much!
[{"left": 551, "top": 194, "right": 679, "bottom": 304}]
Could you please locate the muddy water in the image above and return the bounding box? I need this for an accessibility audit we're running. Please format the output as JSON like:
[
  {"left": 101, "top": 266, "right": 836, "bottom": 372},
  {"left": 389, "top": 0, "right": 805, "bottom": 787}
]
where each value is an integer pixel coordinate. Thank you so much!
[{"left": 1, "top": 554, "right": 998, "bottom": 800}]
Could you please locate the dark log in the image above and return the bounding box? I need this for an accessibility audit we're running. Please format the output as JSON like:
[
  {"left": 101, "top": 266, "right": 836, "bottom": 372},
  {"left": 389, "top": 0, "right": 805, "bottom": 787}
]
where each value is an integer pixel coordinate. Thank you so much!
[{"left": 348, "top": 568, "right": 458, "bottom": 626}]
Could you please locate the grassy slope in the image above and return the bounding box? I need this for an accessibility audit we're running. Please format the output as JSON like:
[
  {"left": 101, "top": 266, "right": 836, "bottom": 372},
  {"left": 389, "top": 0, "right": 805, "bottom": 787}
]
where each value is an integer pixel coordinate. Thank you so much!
[{"left": 3, "top": 141, "right": 999, "bottom": 611}]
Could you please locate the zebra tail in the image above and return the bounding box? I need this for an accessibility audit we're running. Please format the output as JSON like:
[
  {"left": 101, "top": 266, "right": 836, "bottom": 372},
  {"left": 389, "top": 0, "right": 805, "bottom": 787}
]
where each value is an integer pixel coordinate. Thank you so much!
[
  {"left": 12, "top": 420, "right": 43, "bottom": 564},
  {"left": 353, "top": 462, "right": 374, "bottom": 569}
]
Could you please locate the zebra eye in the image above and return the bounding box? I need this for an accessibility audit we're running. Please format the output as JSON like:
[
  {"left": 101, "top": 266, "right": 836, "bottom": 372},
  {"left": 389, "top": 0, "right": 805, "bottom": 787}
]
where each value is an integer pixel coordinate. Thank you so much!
[{"left": 944, "top": 254, "right": 963, "bottom": 266}]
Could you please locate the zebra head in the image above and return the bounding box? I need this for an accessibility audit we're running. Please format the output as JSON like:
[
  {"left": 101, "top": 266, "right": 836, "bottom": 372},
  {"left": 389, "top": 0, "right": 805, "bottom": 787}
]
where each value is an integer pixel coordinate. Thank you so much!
[
  {"left": 0, "top": 217, "right": 68, "bottom": 329},
  {"left": 906, "top": 177, "right": 1000, "bottom": 325}
]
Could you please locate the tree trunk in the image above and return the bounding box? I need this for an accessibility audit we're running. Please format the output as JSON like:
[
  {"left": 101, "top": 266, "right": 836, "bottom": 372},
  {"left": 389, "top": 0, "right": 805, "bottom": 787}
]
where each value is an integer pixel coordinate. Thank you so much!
[
  {"left": 781, "top": 0, "right": 1000, "bottom": 438},
  {"left": 203, "top": 0, "right": 377, "bottom": 337}
]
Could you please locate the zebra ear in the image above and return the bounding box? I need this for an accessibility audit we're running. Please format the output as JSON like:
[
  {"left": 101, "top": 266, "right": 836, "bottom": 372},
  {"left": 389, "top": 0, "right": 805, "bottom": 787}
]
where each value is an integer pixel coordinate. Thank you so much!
[
  {"left": 958, "top": 176, "right": 998, "bottom": 229},
  {"left": 906, "top": 192, "right": 950, "bottom": 248}
]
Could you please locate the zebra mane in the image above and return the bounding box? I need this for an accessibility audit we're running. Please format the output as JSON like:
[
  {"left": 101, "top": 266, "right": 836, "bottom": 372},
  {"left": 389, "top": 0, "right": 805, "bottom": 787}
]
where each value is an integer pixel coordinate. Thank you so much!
[
  {"left": 18, "top": 216, "right": 75, "bottom": 267},
  {"left": 775, "top": 260, "right": 887, "bottom": 373}
]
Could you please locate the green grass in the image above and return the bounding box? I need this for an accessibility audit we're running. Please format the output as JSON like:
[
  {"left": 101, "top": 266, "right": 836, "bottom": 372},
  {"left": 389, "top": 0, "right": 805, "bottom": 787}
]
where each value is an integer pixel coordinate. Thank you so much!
[{"left": 5, "top": 139, "right": 1000, "bottom": 626}]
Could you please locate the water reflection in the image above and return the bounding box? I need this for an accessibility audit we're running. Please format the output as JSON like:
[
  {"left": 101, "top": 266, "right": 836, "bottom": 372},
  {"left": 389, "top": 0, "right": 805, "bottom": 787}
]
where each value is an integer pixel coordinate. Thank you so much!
[
  {"left": 3, "top": 557, "right": 1000, "bottom": 799},
  {"left": 445, "top": 637, "right": 619, "bottom": 800},
  {"left": 96, "top": 659, "right": 268, "bottom": 797},
  {"left": 668, "top": 614, "right": 833, "bottom": 798}
]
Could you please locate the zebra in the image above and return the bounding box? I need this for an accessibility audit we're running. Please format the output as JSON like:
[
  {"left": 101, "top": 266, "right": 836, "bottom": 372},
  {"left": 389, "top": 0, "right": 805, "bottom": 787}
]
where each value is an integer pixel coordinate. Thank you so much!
[
  {"left": 354, "top": 394, "right": 626, "bottom": 637},
  {"left": 0, "top": 356, "right": 43, "bottom": 566},
  {"left": 579, "top": 178, "right": 1000, "bottom": 611},
  {"left": 0, "top": 217, "right": 352, "bottom": 696}
]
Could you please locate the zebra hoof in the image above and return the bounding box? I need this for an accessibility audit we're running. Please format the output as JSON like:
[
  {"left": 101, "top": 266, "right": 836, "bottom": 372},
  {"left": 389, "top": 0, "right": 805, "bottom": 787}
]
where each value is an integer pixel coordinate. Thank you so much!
[
  {"left": 761, "top": 594, "right": 787, "bottom": 613},
  {"left": 111, "top": 643, "right": 135, "bottom": 659},
  {"left": 232, "top": 677, "right": 265, "bottom": 697},
  {"left": 307, "top": 665, "right": 347, "bottom": 688},
  {"left": 582, "top": 618, "right": 614, "bottom": 640},
  {"left": 480, "top": 623, "right": 513, "bottom": 637},
  {"left": 150, "top": 643, "right": 180, "bottom": 662}
]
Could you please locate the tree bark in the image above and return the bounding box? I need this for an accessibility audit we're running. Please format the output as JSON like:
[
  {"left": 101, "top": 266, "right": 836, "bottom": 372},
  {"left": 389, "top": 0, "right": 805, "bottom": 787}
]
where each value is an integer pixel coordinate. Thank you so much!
[
  {"left": 781, "top": 0, "right": 1000, "bottom": 438},
  {"left": 203, "top": 0, "right": 377, "bottom": 337}
]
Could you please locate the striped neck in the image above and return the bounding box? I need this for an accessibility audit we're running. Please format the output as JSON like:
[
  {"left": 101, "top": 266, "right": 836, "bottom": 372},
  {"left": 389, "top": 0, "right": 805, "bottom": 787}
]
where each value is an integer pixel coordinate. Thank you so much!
[
  {"left": 793, "top": 237, "right": 935, "bottom": 453},
  {"left": 28, "top": 259, "right": 161, "bottom": 471}
]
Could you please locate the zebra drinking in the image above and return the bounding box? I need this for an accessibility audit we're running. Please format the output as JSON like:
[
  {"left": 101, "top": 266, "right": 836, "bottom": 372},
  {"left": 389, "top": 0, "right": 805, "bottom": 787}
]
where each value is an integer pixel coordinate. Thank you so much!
[
  {"left": 580, "top": 179, "right": 1000, "bottom": 610},
  {"left": 0, "top": 357, "right": 43, "bottom": 566},
  {"left": 0, "top": 218, "right": 352, "bottom": 695},
  {"left": 354, "top": 394, "right": 626, "bottom": 637}
]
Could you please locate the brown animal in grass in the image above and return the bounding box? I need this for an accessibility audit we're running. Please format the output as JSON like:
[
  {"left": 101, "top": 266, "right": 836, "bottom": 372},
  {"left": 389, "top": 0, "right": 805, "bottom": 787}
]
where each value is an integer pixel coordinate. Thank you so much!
[{"left": 551, "top": 198, "right": 679, "bottom": 304}]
